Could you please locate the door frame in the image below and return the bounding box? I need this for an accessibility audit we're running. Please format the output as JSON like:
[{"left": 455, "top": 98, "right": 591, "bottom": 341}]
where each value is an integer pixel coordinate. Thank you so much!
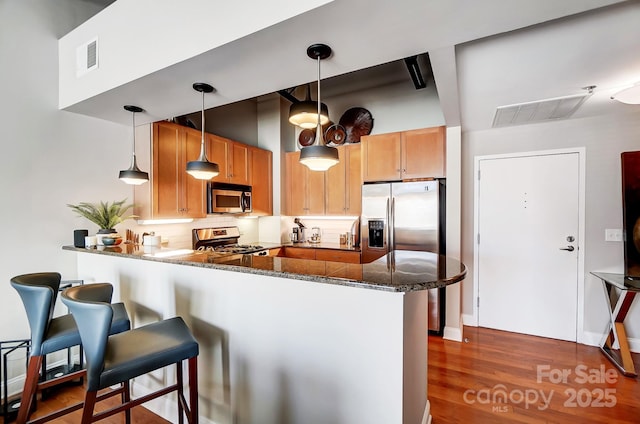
[{"left": 472, "top": 147, "right": 586, "bottom": 343}]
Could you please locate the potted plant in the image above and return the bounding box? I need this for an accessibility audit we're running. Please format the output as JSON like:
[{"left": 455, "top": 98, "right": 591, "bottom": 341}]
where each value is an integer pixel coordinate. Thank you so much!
[{"left": 67, "top": 199, "right": 135, "bottom": 234}]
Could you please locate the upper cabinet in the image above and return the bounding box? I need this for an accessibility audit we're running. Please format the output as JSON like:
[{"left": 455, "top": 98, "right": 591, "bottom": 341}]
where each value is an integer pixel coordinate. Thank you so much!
[
  {"left": 325, "top": 144, "right": 361, "bottom": 215},
  {"left": 361, "top": 126, "right": 446, "bottom": 182},
  {"left": 249, "top": 146, "right": 273, "bottom": 216},
  {"left": 285, "top": 144, "right": 361, "bottom": 216},
  {"left": 150, "top": 121, "right": 206, "bottom": 218},
  {"left": 208, "top": 135, "right": 251, "bottom": 186},
  {"left": 286, "top": 150, "right": 326, "bottom": 215},
  {"left": 134, "top": 121, "right": 272, "bottom": 219}
]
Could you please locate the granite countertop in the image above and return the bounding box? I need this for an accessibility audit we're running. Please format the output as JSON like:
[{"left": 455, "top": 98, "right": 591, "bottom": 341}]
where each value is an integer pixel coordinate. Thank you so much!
[{"left": 62, "top": 245, "right": 465, "bottom": 293}]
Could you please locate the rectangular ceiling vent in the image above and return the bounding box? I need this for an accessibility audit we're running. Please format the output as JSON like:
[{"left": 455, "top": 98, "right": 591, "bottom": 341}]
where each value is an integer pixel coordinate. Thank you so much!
[
  {"left": 492, "top": 92, "right": 592, "bottom": 128},
  {"left": 76, "top": 37, "right": 99, "bottom": 78}
]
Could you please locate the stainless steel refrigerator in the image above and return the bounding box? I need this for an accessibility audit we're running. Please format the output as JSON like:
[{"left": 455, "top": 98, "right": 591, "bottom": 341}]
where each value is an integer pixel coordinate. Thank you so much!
[{"left": 361, "top": 180, "right": 446, "bottom": 333}]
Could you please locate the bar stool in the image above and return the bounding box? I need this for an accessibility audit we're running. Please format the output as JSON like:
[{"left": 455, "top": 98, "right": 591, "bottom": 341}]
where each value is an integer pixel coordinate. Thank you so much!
[
  {"left": 61, "top": 283, "right": 199, "bottom": 424},
  {"left": 10, "top": 272, "right": 130, "bottom": 424}
]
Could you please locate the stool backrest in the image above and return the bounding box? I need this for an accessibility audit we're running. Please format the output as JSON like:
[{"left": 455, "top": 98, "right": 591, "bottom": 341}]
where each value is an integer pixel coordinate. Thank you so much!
[
  {"left": 61, "top": 283, "right": 115, "bottom": 387},
  {"left": 10, "top": 272, "right": 62, "bottom": 356}
]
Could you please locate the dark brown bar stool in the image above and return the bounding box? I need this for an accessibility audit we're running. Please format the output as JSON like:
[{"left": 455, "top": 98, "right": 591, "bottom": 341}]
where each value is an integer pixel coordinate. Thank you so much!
[
  {"left": 60, "top": 283, "right": 199, "bottom": 424},
  {"left": 10, "top": 272, "right": 130, "bottom": 424}
]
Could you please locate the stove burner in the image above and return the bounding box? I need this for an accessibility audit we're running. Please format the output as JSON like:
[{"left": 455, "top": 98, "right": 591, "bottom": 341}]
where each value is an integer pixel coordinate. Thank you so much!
[{"left": 214, "top": 244, "right": 265, "bottom": 254}]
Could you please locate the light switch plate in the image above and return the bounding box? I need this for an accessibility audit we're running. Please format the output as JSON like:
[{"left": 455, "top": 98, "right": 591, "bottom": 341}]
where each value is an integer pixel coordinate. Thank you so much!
[{"left": 605, "top": 229, "right": 623, "bottom": 242}]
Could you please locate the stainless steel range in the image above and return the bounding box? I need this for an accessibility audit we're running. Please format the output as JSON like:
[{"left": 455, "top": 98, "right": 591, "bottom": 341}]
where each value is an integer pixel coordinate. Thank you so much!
[{"left": 192, "top": 227, "right": 266, "bottom": 255}]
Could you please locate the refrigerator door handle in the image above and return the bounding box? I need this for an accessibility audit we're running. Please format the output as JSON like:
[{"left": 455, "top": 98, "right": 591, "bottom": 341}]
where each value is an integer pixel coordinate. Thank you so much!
[
  {"left": 385, "top": 198, "right": 390, "bottom": 250},
  {"left": 390, "top": 197, "right": 395, "bottom": 252}
]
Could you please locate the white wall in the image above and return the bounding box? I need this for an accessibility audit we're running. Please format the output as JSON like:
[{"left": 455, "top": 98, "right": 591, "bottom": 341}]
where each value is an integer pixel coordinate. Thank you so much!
[
  {"left": 461, "top": 109, "right": 640, "bottom": 341},
  {"left": 0, "top": 1, "right": 138, "bottom": 344}
]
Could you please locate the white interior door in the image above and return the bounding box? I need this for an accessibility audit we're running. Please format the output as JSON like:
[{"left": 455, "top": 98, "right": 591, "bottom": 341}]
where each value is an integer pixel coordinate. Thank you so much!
[{"left": 477, "top": 152, "right": 580, "bottom": 341}]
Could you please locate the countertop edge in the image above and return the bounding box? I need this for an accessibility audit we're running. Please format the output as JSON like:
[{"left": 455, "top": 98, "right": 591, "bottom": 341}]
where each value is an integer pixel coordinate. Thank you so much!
[{"left": 62, "top": 246, "right": 466, "bottom": 293}]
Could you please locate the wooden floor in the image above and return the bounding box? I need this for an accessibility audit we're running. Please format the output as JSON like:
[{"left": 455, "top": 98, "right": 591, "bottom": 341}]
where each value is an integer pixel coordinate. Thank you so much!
[
  {"left": 429, "top": 326, "right": 640, "bottom": 423},
  {"left": 2, "top": 327, "right": 638, "bottom": 423},
  {"left": 0, "top": 384, "right": 170, "bottom": 424}
]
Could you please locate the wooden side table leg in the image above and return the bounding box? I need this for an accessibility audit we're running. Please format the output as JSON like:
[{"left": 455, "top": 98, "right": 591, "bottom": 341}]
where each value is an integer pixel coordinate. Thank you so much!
[{"left": 613, "top": 323, "right": 636, "bottom": 377}]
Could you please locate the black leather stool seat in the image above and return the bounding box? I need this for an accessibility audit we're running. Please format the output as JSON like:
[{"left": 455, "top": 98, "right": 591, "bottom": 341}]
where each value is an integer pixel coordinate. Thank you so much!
[{"left": 97, "top": 317, "right": 198, "bottom": 391}]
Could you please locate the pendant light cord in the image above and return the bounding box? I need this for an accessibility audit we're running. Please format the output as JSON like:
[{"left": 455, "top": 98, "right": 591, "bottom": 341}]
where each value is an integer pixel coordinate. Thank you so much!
[
  {"left": 130, "top": 110, "right": 137, "bottom": 162},
  {"left": 198, "top": 89, "right": 207, "bottom": 161},
  {"left": 316, "top": 54, "right": 322, "bottom": 144}
]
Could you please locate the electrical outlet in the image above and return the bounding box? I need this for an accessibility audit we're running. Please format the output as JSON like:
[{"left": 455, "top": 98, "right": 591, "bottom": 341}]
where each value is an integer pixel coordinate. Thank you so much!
[{"left": 605, "top": 229, "right": 623, "bottom": 242}]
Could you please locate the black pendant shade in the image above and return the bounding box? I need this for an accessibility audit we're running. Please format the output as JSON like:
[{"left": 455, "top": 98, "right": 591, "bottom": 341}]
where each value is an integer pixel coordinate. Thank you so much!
[
  {"left": 298, "top": 43, "right": 338, "bottom": 171},
  {"left": 186, "top": 83, "right": 220, "bottom": 180},
  {"left": 119, "top": 105, "right": 149, "bottom": 185}
]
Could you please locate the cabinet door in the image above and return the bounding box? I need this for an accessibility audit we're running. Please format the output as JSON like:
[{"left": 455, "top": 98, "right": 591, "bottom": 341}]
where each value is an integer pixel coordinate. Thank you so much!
[
  {"left": 401, "top": 126, "right": 446, "bottom": 179},
  {"left": 182, "top": 128, "right": 206, "bottom": 218},
  {"left": 208, "top": 134, "right": 229, "bottom": 183},
  {"left": 362, "top": 132, "right": 402, "bottom": 182},
  {"left": 250, "top": 147, "right": 272, "bottom": 216},
  {"left": 286, "top": 151, "right": 307, "bottom": 216},
  {"left": 306, "top": 164, "right": 325, "bottom": 215},
  {"left": 345, "top": 144, "right": 361, "bottom": 215},
  {"left": 229, "top": 142, "right": 251, "bottom": 185},
  {"left": 325, "top": 146, "right": 347, "bottom": 215},
  {"left": 153, "top": 122, "right": 181, "bottom": 217}
]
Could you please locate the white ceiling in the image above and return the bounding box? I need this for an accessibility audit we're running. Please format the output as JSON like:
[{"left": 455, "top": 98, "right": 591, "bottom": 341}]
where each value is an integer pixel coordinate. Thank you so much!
[{"left": 65, "top": 0, "right": 640, "bottom": 133}]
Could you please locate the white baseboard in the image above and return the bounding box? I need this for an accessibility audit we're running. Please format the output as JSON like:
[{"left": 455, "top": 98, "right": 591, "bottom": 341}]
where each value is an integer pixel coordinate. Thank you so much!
[
  {"left": 462, "top": 313, "right": 476, "bottom": 327},
  {"left": 443, "top": 325, "right": 463, "bottom": 342}
]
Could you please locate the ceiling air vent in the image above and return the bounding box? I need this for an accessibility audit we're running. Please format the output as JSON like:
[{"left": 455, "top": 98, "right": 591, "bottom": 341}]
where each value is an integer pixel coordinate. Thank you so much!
[
  {"left": 492, "top": 88, "right": 593, "bottom": 128},
  {"left": 76, "top": 37, "right": 99, "bottom": 77}
]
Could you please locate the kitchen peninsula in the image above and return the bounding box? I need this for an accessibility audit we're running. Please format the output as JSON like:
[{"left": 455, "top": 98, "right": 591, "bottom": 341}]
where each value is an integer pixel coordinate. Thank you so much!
[{"left": 63, "top": 245, "right": 465, "bottom": 424}]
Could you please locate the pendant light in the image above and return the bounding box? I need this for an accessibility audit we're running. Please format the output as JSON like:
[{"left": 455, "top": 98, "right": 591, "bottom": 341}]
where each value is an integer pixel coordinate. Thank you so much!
[
  {"left": 299, "top": 44, "right": 339, "bottom": 171},
  {"left": 119, "top": 105, "right": 149, "bottom": 185},
  {"left": 186, "top": 82, "right": 220, "bottom": 180},
  {"left": 288, "top": 83, "right": 330, "bottom": 129}
]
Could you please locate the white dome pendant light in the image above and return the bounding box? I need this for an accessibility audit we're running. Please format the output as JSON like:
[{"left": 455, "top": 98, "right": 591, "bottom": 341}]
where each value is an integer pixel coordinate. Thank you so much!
[
  {"left": 186, "top": 82, "right": 220, "bottom": 180},
  {"left": 119, "top": 105, "right": 149, "bottom": 185},
  {"left": 299, "top": 44, "right": 339, "bottom": 172}
]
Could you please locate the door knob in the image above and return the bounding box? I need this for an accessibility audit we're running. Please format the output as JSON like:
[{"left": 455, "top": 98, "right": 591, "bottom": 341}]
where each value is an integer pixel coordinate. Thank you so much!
[{"left": 559, "top": 246, "right": 575, "bottom": 252}]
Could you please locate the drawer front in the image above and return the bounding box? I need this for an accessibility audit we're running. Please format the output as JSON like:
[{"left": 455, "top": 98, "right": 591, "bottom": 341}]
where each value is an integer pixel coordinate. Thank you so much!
[
  {"left": 315, "top": 249, "right": 361, "bottom": 264},
  {"left": 281, "top": 247, "right": 316, "bottom": 259}
]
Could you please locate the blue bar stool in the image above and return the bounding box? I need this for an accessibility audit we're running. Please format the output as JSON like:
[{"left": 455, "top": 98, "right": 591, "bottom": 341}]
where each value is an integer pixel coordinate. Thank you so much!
[
  {"left": 61, "top": 283, "right": 199, "bottom": 424},
  {"left": 10, "top": 273, "right": 130, "bottom": 424}
]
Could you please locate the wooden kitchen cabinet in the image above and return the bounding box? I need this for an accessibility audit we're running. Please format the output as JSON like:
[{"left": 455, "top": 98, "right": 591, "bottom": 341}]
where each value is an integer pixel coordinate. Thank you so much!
[
  {"left": 286, "top": 151, "right": 325, "bottom": 215},
  {"left": 279, "top": 247, "right": 316, "bottom": 259},
  {"left": 134, "top": 121, "right": 272, "bottom": 219},
  {"left": 361, "top": 126, "right": 446, "bottom": 182},
  {"left": 149, "top": 121, "right": 206, "bottom": 218},
  {"left": 286, "top": 145, "right": 360, "bottom": 216},
  {"left": 208, "top": 134, "right": 251, "bottom": 186},
  {"left": 249, "top": 146, "right": 273, "bottom": 216},
  {"left": 325, "top": 144, "right": 361, "bottom": 215}
]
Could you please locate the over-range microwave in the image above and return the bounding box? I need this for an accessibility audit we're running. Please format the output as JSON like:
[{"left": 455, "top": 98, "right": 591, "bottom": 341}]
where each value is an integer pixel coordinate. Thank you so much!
[{"left": 207, "top": 182, "right": 252, "bottom": 214}]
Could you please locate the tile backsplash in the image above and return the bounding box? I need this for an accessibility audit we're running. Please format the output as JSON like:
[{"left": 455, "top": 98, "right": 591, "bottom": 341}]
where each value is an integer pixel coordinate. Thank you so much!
[
  {"left": 280, "top": 216, "right": 359, "bottom": 244},
  {"left": 117, "top": 214, "right": 359, "bottom": 249}
]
